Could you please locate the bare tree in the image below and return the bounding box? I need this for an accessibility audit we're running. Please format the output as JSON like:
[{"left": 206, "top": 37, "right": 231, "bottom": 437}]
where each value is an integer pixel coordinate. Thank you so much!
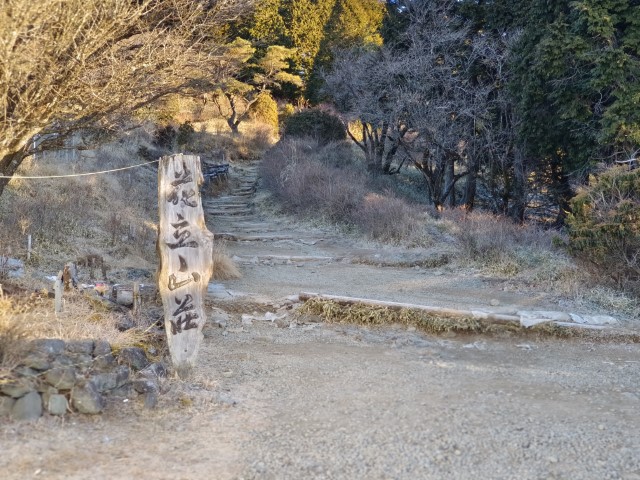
[
  {"left": 327, "top": 47, "right": 409, "bottom": 174},
  {"left": 326, "top": 0, "right": 523, "bottom": 212},
  {"left": 0, "top": 0, "right": 253, "bottom": 195}
]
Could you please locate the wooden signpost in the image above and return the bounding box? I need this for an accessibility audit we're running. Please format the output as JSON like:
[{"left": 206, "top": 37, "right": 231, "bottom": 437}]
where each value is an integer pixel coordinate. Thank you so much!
[{"left": 157, "top": 154, "right": 214, "bottom": 377}]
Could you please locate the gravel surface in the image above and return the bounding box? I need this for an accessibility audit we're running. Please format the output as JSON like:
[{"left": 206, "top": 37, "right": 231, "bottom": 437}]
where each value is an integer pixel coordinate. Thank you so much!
[{"left": 2, "top": 162, "right": 638, "bottom": 479}]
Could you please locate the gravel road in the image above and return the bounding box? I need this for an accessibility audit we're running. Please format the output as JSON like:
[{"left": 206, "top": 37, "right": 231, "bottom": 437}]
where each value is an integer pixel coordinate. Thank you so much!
[{"left": 2, "top": 162, "right": 639, "bottom": 480}]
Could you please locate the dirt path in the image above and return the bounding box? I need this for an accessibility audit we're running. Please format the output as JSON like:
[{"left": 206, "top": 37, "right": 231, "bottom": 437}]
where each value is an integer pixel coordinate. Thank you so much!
[{"left": 2, "top": 162, "right": 640, "bottom": 479}]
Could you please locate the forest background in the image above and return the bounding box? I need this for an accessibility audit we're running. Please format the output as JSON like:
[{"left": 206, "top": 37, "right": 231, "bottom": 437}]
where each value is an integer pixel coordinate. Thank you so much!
[{"left": 0, "top": 0, "right": 638, "bottom": 297}]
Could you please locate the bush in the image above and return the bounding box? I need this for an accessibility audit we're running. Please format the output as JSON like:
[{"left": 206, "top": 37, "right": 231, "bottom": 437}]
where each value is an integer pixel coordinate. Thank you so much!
[
  {"left": 283, "top": 109, "right": 346, "bottom": 144},
  {"left": 154, "top": 124, "right": 176, "bottom": 150},
  {"left": 176, "top": 121, "right": 195, "bottom": 147},
  {"left": 261, "top": 138, "right": 427, "bottom": 245},
  {"left": 248, "top": 92, "right": 279, "bottom": 129},
  {"left": 567, "top": 166, "right": 640, "bottom": 290}
]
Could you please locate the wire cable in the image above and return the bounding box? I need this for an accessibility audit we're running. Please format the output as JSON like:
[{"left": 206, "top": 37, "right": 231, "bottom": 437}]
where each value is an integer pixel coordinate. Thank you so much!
[{"left": 0, "top": 159, "right": 160, "bottom": 179}]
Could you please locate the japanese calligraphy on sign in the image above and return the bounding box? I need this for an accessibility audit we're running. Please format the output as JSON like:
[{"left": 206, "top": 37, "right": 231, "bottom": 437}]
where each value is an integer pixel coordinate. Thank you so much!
[{"left": 157, "top": 154, "right": 214, "bottom": 377}]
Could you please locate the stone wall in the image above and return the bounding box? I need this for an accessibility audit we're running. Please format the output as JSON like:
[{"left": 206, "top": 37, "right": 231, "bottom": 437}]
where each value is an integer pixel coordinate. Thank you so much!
[{"left": 0, "top": 339, "right": 166, "bottom": 421}]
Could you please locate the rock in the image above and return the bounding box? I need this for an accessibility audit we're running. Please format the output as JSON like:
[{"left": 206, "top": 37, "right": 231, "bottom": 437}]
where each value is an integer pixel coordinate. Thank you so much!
[
  {"left": 44, "top": 393, "right": 68, "bottom": 416},
  {"left": 110, "top": 384, "right": 136, "bottom": 398},
  {"left": 1, "top": 379, "right": 35, "bottom": 398},
  {"left": 116, "top": 316, "right": 135, "bottom": 331},
  {"left": 143, "top": 390, "right": 159, "bottom": 409},
  {"left": 211, "top": 309, "right": 229, "bottom": 328},
  {"left": 132, "top": 378, "right": 158, "bottom": 394},
  {"left": 68, "top": 353, "right": 93, "bottom": 370},
  {"left": 114, "top": 365, "right": 131, "bottom": 387},
  {"left": 71, "top": 381, "right": 105, "bottom": 414},
  {"left": 93, "top": 352, "right": 117, "bottom": 371},
  {"left": 140, "top": 362, "right": 168, "bottom": 380},
  {"left": 30, "top": 339, "right": 65, "bottom": 356},
  {"left": 275, "top": 317, "right": 289, "bottom": 329},
  {"left": 90, "top": 373, "right": 118, "bottom": 393},
  {"left": 0, "top": 395, "right": 16, "bottom": 416},
  {"left": 45, "top": 366, "right": 76, "bottom": 390},
  {"left": 66, "top": 340, "right": 95, "bottom": 355},
  {"left": 118, "top": 347, "right": 149, "bottom": 371},
  {"left": 93, "top": 340, "right": 112, "bottom": 357},
  {"left": 21, "top": 352, "right": 51, "bottom": 371},
  {"left": 14, "top": 366, "right": 39, "bottom": 378},
  {"left": 12, "top": 391, "right": 42, "bottom": 420},
  {"left": 490, "top": 299, "right": 500, "bottom": 306}
]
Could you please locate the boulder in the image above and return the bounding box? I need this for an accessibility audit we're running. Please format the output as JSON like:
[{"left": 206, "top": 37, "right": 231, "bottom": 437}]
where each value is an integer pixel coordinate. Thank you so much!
[
  {"left": 45, "top": 366, "right": 76, "bottom": 390},
  {"left": 71, "top": 381, "right": 105, "bottom": 414},
  {"left": 0, "top": 395, "right": 16, "bottom": 416},
  {"left": 11, "top": 391, "right": 42, "bottom": 421},
  {"left": 93, "top": 340, "right": 112, "bottom": 357},
  {"left": 1, "top": 378, "right": 35, "bottom": 398},
  {"left": 44, "top": 393, "right": 68, "bottom": 416},
  {"left": 118, "top": 347, "right": 149, "bottom": 371},
  {"left": 21, "top": 352, "right": 51, "bottom": 371},
  {"left": 90, "top": 373, "right": 118, "bottom": 393},
  {"left": 29, "top": 339, "right": 65, "bottom": 356},
  {"left": 114, "top": 365, "right": 131, "bottom": 387},
  {"left": 66, "top": 340, "right": 95, "bottom": 355},
  {"left": 132, "top": 378, "right": 158, "bottom": 394},
  {"left": 140, "top": 362, "right": 168, "bottom": 380}
]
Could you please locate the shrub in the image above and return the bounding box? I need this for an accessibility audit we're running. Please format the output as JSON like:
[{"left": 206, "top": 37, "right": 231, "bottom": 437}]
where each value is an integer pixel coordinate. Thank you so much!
[
  {"left": 248, "top": 92, "right": 279, "bottom": 129},
  {"left": 567, "top": 166, "right": 640, "bottom": 290},
  {"left": 283, "top": 109, "right": 346, "bottom": 144},
  {"left": 154, "top": 124, "right": 176, "bottom": 150},
  {"left": 261, "top": 138, "right": 428, "bottom": 245},
  {"left": 176, "top": 121, "right": 195, "bottom": 147},
  {"left": 279, "top": 103, "right": 296, "bottom": 124}
]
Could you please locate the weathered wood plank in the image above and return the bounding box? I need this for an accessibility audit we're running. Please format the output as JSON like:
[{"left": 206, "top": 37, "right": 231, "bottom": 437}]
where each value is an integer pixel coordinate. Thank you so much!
[
  {"left": 158, "top": 154, "right": 214, "bottom": 377},
  {"left": 298, "top": 292, "right": 521, "bottom": 324}
]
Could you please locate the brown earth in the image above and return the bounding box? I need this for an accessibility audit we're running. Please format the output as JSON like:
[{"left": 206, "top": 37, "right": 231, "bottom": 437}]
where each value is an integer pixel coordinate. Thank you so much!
[{"left": 2, "top": 162, "right": 639, "bottom": 480}]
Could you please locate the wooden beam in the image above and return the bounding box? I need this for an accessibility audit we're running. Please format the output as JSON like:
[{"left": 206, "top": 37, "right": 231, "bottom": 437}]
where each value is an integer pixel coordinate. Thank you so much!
[{"left": 298, "top": 292, "right": 521, "bottom": 324}]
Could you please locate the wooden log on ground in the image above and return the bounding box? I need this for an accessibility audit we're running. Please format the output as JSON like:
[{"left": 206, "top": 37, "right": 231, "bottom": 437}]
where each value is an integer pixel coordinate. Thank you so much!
[
  {"left": 298, "top": 292, "right": 521, "bottom": 324},
  {"left": 158, "top": 154, "right": 214, "bottom": 378}
]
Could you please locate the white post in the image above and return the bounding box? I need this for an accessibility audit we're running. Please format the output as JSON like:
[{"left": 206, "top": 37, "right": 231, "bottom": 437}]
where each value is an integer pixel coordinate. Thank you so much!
[{"left": 27, "top": 235, "right": 32, "bottom": 262}]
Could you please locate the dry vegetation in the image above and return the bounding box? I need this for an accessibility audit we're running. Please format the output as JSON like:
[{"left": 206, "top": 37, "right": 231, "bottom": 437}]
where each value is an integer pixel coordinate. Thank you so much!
[
  {"left": 0, "top": 99, "right": 277, "bottom": 375},
  {"left": 298, "top": 298, "right": 579, "bottom": 338},
  {"left": 262, "top": 137, "right": 639, "bottom": 319}
]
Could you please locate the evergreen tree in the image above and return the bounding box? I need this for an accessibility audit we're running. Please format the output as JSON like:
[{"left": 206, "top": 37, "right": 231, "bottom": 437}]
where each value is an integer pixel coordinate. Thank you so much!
[
  {"left": 511, "top": 0, "right": 640, "bottom": 223},
  {"left": 307, "top": 0, "right": 385, "bottom": 102}
]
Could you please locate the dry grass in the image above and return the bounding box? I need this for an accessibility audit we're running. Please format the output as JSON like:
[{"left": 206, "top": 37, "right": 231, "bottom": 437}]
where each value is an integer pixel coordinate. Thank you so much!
[
  {"left": 0, "top": 290, "right": 161, "bottom": 379},
  {"left": 0, "top": 298, "right": 31, "bottom": 377},
  {"left": 261, "top": 138, "right": 431, "bottom": 245},
  {"left": 298, "top": 298, "right": 579, "bottom": 338},
  {"left": 211, "top": 241, "right": 241, "bottom": 281}
]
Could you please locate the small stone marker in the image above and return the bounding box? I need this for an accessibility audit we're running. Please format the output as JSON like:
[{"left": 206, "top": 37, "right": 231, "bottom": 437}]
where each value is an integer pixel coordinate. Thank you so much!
[{"left": 157, "top": 154, "right": 214, "bottom": 377}]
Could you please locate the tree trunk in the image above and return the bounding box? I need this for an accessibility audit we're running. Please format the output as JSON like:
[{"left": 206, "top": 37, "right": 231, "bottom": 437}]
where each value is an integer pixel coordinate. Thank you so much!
[
  {"left": 0, "top": 150, "right": 28, "bottom": 197},
  {"left": 443, "top": 151, "right": 457, "bottom": 207},
  {"left": 553, "top": 166, "right": 573, "bottom": 226},
  {"left": 509, "top": 149, "right": 527, "bottom": 223},
  {"left": 463, "top": 170, "right": 477, "bottom": 212}
]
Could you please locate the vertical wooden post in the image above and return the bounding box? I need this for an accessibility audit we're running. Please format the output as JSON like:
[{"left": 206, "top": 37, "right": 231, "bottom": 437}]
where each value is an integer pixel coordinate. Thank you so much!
[
  {"left": 27, "top": 235, "right": 32, "bottom": 262},
  {"left": 54, "top": 271, "right": 63, "bottom": 314},
  {"left": 157, "top": 154, "right": 214, "bottom": 378}
]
